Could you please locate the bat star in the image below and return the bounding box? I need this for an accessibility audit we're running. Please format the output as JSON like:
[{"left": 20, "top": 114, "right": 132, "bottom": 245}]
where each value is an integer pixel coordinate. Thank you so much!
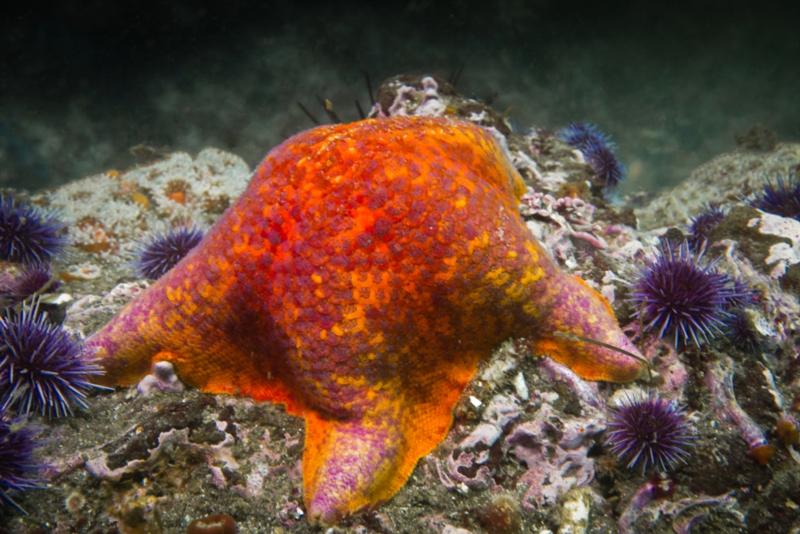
[{"left": 89, "top": 116, "right": 644, "bottom": 524}]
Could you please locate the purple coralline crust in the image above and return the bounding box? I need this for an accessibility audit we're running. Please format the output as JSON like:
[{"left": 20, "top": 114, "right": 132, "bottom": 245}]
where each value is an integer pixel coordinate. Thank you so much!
[
  {"left": 506, "top": 403, "right": 602, "bottom": 508},
  {"left": 440, "top": 450, "right": 494, "bottom": 490},
  {"left": 435, "top": 393, "right": 523, "bottom": 491},
  {"left": 705, "top": 356, "right": 771, "bottom": 455},
  {"left": 536, "top": 351, "right": 604, "bottom": 410}
]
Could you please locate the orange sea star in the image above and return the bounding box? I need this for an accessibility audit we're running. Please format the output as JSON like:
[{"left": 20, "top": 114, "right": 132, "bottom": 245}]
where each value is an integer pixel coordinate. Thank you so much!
[{"left": 88, "top": 116, "right": 644, "bottom": 524}]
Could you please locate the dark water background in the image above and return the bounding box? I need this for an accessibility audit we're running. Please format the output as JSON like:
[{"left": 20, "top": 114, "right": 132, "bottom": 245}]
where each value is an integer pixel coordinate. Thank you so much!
[{"left": 1, "top": 1, "right": 798, "bottom": 194}]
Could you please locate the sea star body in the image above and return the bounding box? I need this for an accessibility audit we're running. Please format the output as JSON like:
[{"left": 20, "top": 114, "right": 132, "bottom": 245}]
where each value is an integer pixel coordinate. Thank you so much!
[{"left": 88, "top": 116, "right": 644, "bottom": 524}]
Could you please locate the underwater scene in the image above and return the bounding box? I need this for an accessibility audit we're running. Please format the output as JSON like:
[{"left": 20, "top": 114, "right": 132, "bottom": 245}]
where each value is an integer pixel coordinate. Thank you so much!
[{"left": 1, "top": 2, "right": 799, "bottom": 533}]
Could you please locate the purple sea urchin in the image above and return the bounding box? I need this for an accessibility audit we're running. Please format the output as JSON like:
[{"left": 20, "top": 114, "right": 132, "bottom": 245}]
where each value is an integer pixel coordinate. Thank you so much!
[
  {"left": 724, "top": 310, "right": 760, "bottom": 351},
  {"left": 0, "top": 265, "right": 59, "bottom": 309},
  {"left": 582, "top": 139, "right": 626, "bottom": 189},
  {"left": 0, "top": 416, "right": 40, "bottom": 513},
  {"left": 0, "top": 196, "right": 65, "bottom": 265},
  {"left": 750, "top": 175, "right": 800, "bottom": 220},
  {"left": 558, "top": 122, "right": 626, "bottom": 188},
  {"left": 605, "top": 393, "right": 692, "bottom": 473},
  {"left": 688, "top": 205, "right": 725, "bottom": 250},
  {"left": 559, "top": 122, "right": 612, "bottom": 148},
  {"left": 630, "top": 241, "right": 743, "bottom": 348},
  {"left": 0, "top": 304, "right": 106, "bottom": 417},
  {"left": 725, "top": 278, "right": 759, "bottom": 308},
  {"left": 135, "top": 226, "right": 204, "bottom": 280}
]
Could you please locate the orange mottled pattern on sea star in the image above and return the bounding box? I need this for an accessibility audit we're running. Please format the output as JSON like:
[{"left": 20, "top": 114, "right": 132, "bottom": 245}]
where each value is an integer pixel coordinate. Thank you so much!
[{"left": 88, "top": 116, "right": 644, "bottom": 524}]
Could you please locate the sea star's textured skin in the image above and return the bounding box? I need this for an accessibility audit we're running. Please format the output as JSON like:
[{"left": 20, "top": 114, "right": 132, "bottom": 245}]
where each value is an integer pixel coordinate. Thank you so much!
[{"left": 88, "top": 116, "right": 644, "bottom": 524}]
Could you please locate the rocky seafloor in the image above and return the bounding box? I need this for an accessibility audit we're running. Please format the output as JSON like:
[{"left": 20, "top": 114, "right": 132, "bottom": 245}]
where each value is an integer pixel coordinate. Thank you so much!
[{"left": 1, "top": 75, "right": 799, "bottom": 533}]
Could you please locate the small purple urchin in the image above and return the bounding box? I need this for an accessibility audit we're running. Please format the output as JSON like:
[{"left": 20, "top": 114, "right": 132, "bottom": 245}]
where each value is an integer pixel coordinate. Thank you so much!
[
  {"left": 0, "top": 265, "right": 59, "bottom": 308},
  {"left": 630, "top": 241, "right": 744, "bottom": 348},
  {"left": 688, "top": 205, "right": 725, "bottom": 250},
  {"left": 725, "top": 278, "right": 759, "bottom": 308},
  {"left": 750, "top": 175, "right": 800, "bottom": 220},
  {"left": 581, "top": 139, "right": 626, "bottom": 189},
  {"left": 0, "top": 416, "right": 40, "bottom": 514},
  {"left": 135, "top": 226, "right": 204, "bottom": 280},
  {"left": 605, "top": 393, "right": 693, "bottom": 473},
  {"left": 0, "top": 304, "right": 106, "bottom": 417},
  {"left": 558, "top": 122, "right": 626, "bottom": 188},
  {"left": 0, "top": 195, "right": 65, "bottom": 265},
  {"left": 723, "top": 310, "right": 760, "bottom": 351},
  {"left": 558, "top": 122, "right": 612, "bottom": 148}
]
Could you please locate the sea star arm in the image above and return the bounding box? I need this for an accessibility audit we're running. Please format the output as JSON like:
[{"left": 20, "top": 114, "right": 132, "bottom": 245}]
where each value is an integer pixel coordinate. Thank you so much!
[
  {"left": 450, "top": 209, "right": 644, "bottom": 383},
  {"left": 530, "top": 273, "right": 645, "bottom": 382},
  {"left": 303, "top": 408, "right": 404, "bottom": 525},
  {"left": 302, "top": 350, "right": 482, "bottom": 525},
  {"left": 87, "top": 246, "right": 301, "bottom": 407}
]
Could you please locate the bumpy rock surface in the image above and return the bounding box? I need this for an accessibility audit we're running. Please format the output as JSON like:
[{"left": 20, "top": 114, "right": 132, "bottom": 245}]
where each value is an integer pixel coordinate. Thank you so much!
[{"left": 635, "top": 142, "right": 800, "bottom": 229}]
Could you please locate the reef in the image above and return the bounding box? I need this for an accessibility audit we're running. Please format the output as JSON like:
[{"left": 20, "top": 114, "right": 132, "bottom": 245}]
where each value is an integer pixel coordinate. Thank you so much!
[{"left": 2, "top": 74, "right": 799, "bottom": 533}]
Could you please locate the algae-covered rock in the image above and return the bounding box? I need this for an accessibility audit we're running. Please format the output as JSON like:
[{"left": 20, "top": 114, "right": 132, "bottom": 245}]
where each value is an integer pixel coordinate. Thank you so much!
[
  {"left": 708, "top": 205, "right": 800, "bottom": 292},
  {"left": 635, "top": 143, "right": 800, "bottom": 229}
]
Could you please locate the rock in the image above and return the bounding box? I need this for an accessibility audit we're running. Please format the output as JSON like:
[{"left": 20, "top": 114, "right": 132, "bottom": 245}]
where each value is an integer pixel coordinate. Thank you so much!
[
  {"left": 635, "top": 143, "right": 800, "bottom": 229},
  {"left": 187, "top": 513, "right": 237, "bottom": 534}
]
